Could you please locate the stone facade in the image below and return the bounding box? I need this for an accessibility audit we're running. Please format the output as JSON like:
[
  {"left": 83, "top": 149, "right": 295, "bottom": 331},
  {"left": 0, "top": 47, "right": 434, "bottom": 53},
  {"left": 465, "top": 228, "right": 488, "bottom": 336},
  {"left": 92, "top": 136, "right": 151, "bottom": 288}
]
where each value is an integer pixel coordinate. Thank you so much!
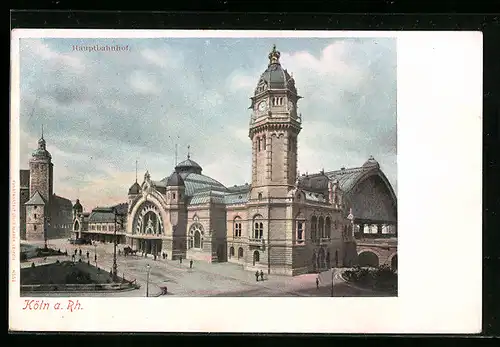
[{"left": 20, "top": 135, "right": 73, "bottom": 242}]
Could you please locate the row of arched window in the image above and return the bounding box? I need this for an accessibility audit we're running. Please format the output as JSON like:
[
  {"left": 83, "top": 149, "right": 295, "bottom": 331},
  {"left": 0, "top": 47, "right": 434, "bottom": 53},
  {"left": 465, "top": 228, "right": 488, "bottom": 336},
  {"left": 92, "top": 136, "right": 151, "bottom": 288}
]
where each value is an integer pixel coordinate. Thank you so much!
[
  {"left": 229, "top": 247, "right": 261, "bottom": 265},
  {"left": 188, "top": 223, "right": 204, "bottom": 249},
  {"left": 272, "top": 97, "right": 284, "bottom": 106},
  {"left": 296, "top": 216, "right": 339, "bottom": 244},
  {"left": 233, "top": 216, "right": 265, "bottom": 239}
]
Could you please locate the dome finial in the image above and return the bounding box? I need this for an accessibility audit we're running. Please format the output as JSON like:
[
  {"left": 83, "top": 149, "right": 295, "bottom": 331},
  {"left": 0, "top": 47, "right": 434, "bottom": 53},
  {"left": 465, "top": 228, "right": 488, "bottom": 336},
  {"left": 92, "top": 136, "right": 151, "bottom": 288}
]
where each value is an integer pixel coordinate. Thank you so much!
[
  {"left": 268, "top": 44, "right": 281, "bottom": 65},
  {"left": 187, "top": 144, "right": 191, "bottom": 159}
]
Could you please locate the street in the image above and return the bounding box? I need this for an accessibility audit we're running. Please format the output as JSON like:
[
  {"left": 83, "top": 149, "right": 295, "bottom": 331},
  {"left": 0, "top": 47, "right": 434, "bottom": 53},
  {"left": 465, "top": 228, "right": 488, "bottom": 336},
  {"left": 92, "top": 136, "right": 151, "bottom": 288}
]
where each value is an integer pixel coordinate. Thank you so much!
[{"left": 22, "top": 238, "right": 391, "bottom": 297}]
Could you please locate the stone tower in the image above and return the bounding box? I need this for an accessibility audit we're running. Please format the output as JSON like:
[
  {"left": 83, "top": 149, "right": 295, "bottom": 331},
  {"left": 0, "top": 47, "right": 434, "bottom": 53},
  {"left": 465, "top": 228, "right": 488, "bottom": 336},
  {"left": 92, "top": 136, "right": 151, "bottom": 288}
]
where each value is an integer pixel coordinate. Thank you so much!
[
  {"left": 246, "top": 45, "right": 303, "bottom": 275},
  {"left": 25, "top": 191, "right": 46, "bottom": 241},
  {"left": 164, "top": 170, "right": 187, "bottom": 260},
  {"left": 29, "top": 129, "right": 53, "bottom": 203},
  {"left": 249, "top": 45, "right": 302, "bottom": 200}
]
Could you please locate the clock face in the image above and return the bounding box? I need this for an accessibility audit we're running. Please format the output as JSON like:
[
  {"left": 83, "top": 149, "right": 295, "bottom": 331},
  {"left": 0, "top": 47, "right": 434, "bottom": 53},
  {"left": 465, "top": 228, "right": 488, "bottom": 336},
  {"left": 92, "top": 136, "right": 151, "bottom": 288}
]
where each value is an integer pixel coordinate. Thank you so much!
[{"left": 258, "top": 101, "right": 267, "bottom": 111}]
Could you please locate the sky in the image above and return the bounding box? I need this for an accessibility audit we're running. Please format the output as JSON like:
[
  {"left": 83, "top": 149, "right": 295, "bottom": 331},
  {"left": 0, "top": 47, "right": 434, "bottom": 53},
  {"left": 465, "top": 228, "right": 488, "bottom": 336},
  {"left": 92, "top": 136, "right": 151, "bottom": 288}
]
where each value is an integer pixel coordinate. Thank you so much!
[{"left": 18, "top": 36, "right": 397, "bottom": 210}]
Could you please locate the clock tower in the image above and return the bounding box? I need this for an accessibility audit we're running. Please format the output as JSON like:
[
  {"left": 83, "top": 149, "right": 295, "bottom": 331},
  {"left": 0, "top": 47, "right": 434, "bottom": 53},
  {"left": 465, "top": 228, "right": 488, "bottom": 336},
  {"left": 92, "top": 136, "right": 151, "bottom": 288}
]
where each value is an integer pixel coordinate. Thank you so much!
[{"left": 249, "top": 45, "right": 302, "bottom": 200}]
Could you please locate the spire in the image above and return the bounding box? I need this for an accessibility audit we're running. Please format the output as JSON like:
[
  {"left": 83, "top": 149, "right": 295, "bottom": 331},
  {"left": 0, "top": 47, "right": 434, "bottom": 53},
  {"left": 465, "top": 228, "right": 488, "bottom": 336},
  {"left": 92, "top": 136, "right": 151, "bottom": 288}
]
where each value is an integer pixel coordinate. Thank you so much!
[
  {"left": 175, "top": 144, "right": 178, "bottom": 165},
  {"left": 135, "top": 159, "right": 138, "bottom": 183},
  {"left": 268, "top": 44, "right": 281, "bottom": 65},
  {"left": 41, "top": 124, "right": 44, "bottom": 139},
  {"left": 187, "top": 145, "right": 191, "bottom": 159}
]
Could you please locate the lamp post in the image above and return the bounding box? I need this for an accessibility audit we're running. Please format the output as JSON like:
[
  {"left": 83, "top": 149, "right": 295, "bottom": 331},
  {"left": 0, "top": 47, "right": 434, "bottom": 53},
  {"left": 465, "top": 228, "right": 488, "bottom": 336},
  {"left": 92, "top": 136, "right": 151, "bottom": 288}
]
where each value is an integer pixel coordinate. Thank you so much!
[
  {"left": 146, "top": 264, "right": 151, "bottom": 297},
  {"left": 94, "top": 243, "right": 97, "bottom": 267}
]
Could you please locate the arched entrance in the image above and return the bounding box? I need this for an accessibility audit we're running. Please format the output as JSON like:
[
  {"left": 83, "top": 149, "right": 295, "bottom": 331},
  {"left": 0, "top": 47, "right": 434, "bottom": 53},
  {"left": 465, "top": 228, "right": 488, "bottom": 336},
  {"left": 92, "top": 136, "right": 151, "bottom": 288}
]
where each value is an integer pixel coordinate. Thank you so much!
[
  {"left": 229, "top": 246, "right": 235, "bottom": 258},
  {"left": 391, "top": 254, "right": 398, "bottom": 270},
  {"left": 253, "top": 251, "right": 260, "bottom": 266},
  {"left": 358, "top": 251, "right": 379, "bottom": 268},
  {"left": 238, "top": 247, "right": 244, "bottom": 260}
]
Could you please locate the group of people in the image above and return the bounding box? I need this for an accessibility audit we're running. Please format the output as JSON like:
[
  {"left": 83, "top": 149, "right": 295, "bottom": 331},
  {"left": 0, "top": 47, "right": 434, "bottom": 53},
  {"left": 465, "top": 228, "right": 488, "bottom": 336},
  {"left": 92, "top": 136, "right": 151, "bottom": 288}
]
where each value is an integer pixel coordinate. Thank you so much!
[
  {"left": 255, "top": 270, "right": 265, "bottom": 282},
  {"left": 70, "top": 248, "right": 97, "bottom": 265}
]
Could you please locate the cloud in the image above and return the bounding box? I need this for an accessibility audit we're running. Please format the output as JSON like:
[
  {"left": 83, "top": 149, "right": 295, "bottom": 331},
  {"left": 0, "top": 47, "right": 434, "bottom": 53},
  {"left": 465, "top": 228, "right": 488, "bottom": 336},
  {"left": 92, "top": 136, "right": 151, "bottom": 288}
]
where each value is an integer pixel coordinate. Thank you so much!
[{"left": 18, "top": 37, "right": 397, "bottom": 209}]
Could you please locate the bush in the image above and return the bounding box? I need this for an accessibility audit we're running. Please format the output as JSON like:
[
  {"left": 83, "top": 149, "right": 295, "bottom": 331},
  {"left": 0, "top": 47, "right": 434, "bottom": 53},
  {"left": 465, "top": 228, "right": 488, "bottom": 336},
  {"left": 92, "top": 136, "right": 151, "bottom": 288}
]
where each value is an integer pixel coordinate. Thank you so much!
[{"left": 344, "top": 265, "right": 397, "bottom": 292}]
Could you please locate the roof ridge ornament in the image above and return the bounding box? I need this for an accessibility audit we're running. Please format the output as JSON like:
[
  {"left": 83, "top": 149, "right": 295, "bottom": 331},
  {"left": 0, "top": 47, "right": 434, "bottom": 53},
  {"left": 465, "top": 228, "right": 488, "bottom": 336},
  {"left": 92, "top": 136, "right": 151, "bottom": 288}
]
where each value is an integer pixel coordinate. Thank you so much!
[{"left": 268, "top": 44, "right": 281, "bottom": 65}]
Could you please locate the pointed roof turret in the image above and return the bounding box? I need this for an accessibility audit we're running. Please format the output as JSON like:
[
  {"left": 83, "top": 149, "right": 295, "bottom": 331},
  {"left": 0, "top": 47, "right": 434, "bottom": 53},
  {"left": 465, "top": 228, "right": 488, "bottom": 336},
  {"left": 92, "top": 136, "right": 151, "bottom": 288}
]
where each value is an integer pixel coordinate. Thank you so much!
[{"left": 25, "top": 191, "right": 46, "bottom": 205}]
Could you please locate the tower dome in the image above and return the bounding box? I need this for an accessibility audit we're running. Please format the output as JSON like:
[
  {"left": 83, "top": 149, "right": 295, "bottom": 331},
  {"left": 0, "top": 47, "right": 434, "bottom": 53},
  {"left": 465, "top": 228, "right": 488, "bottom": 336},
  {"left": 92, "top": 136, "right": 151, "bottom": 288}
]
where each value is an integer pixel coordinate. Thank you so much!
[
  {"left": 175, "top": 155, "right": 202, "bottom": 175},
  {"left": 166, "top": 171, "right": 185, "bottom": 187},
  {"left": 128, "top": 182, "right": 141, "bottom": 195},
  {"left": 363, "top": 155, "right": 380, "bottom": 169},
  {"left": 73, "top": 199, "right": 83, "bottom": 212},
  {"left": 32, "top": 134, "right": 52, "bottom": 159},
  {"left": 253, "top": 45, "right": 298, "bottom": 95}
]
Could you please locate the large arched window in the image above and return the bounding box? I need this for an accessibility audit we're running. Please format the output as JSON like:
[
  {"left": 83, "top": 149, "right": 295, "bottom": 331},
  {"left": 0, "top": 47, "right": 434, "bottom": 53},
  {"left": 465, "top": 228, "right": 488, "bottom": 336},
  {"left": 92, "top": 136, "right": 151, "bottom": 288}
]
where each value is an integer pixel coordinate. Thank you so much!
[
  {"left": 189, "top": 224, "right": 204, "bottom": 249},
  {"left": 310, "top": 216, "right": 317, "bottom": 242},
  {"left": 233, "top": 217, "right": 242, "bottom": 238},
  {"left": 325, "top": 217, "right": 331, "bottom": 239},
  {"left": 318, "top": 216, "right": 325, "bottom": 238},
  {"left": 253, "top": 215, "right": 264, "bottom": 239}
]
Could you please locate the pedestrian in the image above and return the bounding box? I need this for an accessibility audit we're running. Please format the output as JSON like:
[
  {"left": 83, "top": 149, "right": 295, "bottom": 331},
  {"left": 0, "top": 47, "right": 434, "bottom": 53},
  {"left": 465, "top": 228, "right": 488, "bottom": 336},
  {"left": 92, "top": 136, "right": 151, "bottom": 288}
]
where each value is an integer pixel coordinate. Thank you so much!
[
  {"left": 95, "top": 254, "right": 97, "bottom": 262},
  {"left": 154, "top": 254, "right": 157, "bottom": 261},
  {"left": 162, "top": 252, "right": 165, "bottom": 260},
  {"left": 79, "top": 249, "right": 82, "bottom": 257},
  {"left": 72, "top": 254, "right": 75, "bottom": 262},
  {"left": 86, "top": 251, "right": 89, "bottom": 259},
  {"left": 316, "top": 277, "right": 319, "bottom": 289},
  {"left": 179, "top": 256, "right": 182, "bottom": 264},
  {"left": 189, "top": 260, "right": 193, "bottom": 269},
  {"left": 255, "top": 271, "right": 259, "bottom": 282},
  {"left": 74, "top": 249, "right": 77, "bottom": 255},
  {"left": 260, "top": 270, "right": 264, "bottom": 281}
]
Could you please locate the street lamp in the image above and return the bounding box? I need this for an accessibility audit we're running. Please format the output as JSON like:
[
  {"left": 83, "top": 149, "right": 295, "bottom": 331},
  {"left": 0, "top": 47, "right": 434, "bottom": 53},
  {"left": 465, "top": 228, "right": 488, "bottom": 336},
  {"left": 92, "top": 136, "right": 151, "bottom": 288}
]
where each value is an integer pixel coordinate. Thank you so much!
[
  {"left": 94, "top": 243, "right": 97, "bottom": 267},
  {"left": 146, "top": 264, "right": 151, "bottom": 297}
]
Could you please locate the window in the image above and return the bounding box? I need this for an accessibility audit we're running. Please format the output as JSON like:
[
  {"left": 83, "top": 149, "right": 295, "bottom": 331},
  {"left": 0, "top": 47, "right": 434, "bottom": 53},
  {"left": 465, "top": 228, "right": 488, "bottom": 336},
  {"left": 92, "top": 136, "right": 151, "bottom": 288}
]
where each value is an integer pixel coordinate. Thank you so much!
[
  {"left": 34, "top": 225, "right": 37, "bottom": 231},
  {"left": 257, "top": 137, "right": 261, "bottom": 151},
  {"left": 233, "top": 218, "right": 242, "bottom": 238},
  {"left": 325, "top": 217, "right": 331, "bottom": 239},
  {"left": 262, "top": 136, "right": 266, "bottom": 151},
  {"left": 252, "top": 215, "right": 264, "bottom": 239},
  {"left": 238, "top": 247, "right": 244, "bottom": 259},
  {"left": 297, "top": 221, "right": 304, "bottom": 243},
  {"left": 229, "top": 247, "right": 235, "bottom": 258},
  {"left": 173, "top": 193, "right": 176, "bottom": 200},
  {"left": 34, "top": 206, "right": 37, "bottom": 210},
  {"left": 189, "top": 224, "right": 204, "bottom": 249},
  {"left": 311, "top": 216, "right": 317, "bottom": 242},
  {"left": 318, "top": 216, "right": 324, "bottom": 238},
  {"left": 34, "top": 214, "right": 37, "bottom": 219},
  {"left": 258, "top": 192, "right": 263, "bottom": 201}
]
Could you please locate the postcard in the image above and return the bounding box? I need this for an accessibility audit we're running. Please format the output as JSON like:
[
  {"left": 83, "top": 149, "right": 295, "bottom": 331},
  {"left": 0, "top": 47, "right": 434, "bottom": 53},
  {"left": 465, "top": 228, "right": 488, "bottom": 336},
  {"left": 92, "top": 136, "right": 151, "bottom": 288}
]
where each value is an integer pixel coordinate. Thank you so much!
[{"left": 9, "top": 29, "right": 482, "bottom": 333}]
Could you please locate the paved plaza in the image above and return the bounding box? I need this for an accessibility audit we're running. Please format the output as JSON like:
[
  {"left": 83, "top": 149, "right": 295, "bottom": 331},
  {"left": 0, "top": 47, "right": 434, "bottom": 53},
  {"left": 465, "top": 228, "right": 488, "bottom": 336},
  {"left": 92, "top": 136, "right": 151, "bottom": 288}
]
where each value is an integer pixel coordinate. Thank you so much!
[{"left": 21, "top": 239, "right": 390, "bottom": 297}]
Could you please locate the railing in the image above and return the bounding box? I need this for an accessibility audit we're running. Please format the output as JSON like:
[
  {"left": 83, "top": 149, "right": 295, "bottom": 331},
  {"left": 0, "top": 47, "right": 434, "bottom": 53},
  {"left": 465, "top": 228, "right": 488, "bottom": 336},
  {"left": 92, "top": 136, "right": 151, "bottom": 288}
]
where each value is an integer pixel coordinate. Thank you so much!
[{"left": 248, "top": 238, "right": 265, "bottom": 246}]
